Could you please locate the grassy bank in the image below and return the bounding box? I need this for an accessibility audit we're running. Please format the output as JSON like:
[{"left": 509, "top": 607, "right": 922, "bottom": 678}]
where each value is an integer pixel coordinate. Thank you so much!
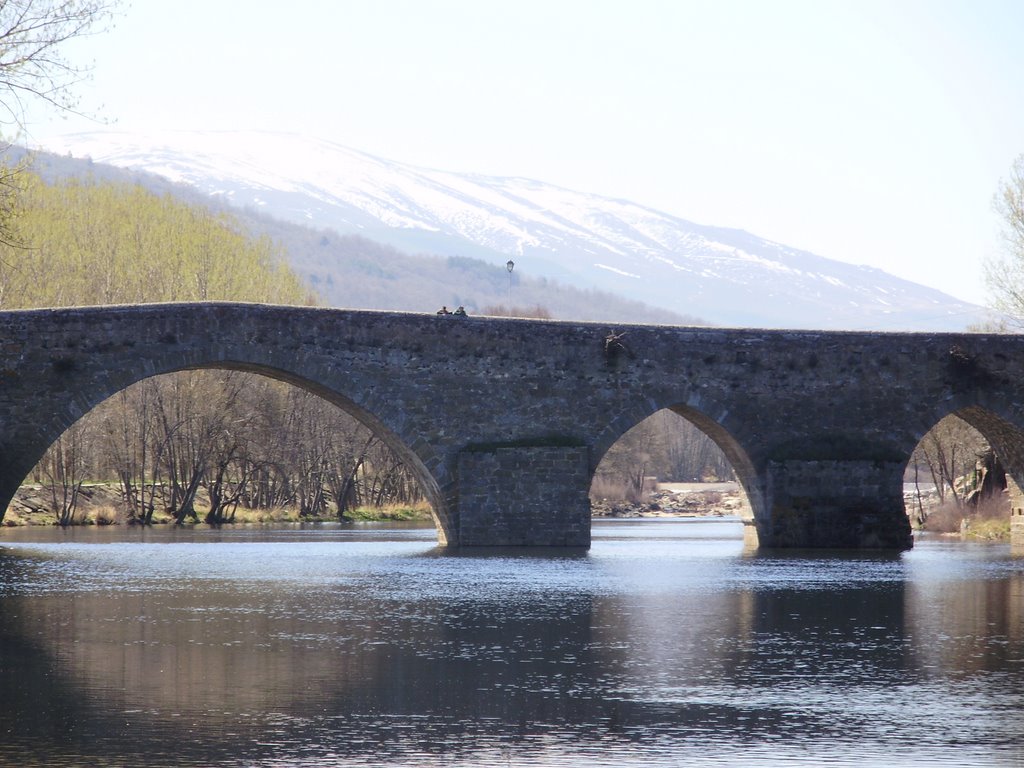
[
  {"left": 917, "top": 499, "right": 1011, "bottom": 542},
  {"left": 340, "top": 504, "right": 433, "bottom": 522},
  {"left": 962, "top": 517, "right": 1011, "bottom": 541},
  {"left": 3, "top": 484, "right": 433, "bottom": 527}
]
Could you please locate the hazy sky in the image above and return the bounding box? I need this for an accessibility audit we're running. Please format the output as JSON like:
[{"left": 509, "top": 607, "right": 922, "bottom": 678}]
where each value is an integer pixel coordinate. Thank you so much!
[{"left": 21, "top": 0, "right": 1024, "bottom": 306}]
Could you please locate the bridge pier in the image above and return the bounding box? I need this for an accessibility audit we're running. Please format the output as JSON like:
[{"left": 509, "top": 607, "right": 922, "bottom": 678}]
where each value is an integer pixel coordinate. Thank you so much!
[
  {"left": 455, "top": 445, "right": 591, "bottom": 547},
  {"left": 0, "top": 473, "right": 18, "bottom": 526},
  {"left": 759, "top": 459, "right": 912, "bottom": 549},
  {"left": 1004, "top": 476, "right": 1024, "bottom": 552}
]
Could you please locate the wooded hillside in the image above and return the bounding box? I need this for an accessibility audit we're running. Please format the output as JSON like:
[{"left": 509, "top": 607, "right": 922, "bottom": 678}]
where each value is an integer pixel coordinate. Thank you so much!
[{"left": 0, "top": 173, "right": 311, "bottom": 308}]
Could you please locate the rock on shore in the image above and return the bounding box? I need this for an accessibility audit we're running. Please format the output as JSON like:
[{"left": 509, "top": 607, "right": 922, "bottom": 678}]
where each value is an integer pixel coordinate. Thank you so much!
[{"left": 591, "top": 487, "right": 745, "bottom": 518}]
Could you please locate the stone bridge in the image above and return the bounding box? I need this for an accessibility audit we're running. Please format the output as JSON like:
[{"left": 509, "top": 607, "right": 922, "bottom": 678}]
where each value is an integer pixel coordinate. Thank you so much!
[{"left": 2, "top": 303, "right": 1023, "bottom": 550}]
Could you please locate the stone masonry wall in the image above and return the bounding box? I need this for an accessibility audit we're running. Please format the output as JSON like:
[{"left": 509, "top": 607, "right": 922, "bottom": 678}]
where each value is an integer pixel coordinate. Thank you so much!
[
  {"left": 457, "top": 446, "right": 591, "bottom": 546},
  {"left": 765, "top": 460, "right": 910, "bottom": 548}
]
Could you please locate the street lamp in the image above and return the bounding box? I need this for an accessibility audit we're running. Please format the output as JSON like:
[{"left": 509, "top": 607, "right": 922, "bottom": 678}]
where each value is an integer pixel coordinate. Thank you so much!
[{"left": 506, "top": 259, "right": 514, "bottom": 306}]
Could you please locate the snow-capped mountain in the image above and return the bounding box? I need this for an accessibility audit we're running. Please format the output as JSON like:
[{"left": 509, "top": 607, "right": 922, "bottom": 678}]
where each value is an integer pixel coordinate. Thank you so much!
[{"left": 40, "top": 129, "right": 988, "bottom": 330}]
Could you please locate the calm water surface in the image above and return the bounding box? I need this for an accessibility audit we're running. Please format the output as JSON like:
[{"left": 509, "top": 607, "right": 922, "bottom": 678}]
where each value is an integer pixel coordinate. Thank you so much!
[{"left": 0, "top": 518, "right": 1022, "bottom": 767}]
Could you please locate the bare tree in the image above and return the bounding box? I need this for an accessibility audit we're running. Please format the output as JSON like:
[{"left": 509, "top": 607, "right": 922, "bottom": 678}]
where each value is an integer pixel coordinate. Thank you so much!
[
  {"left": 101, "top": 383, "right": 165, "bottom": 524},
  {"left": 0, "top": 0, "right": 118, "bottom": 133},
  {"left": 909, "top": 415, "right": 990, "bottom": 507},
  {"left": 41, "top": 418, "right": 89, "bottom": 525},
  {"left": 986, "top": 154, "right": 1024, "bottom": 325},
  {"left": 0, "top": 1, "right": 118, "bottom": 247}
]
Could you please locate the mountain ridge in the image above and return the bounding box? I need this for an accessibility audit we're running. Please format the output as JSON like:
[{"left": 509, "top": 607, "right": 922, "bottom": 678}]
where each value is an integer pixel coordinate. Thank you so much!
[{"left": 35, "top": 129, "right": 989, "bottom": 331}]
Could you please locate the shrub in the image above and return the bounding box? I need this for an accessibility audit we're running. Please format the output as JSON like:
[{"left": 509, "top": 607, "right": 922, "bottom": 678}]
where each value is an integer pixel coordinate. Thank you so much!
[
  {"left": 89, "top": 506, "right": 121, "bottom": 525},
  {"left": 589, "top": 476, "right": 650, "bottom": 504},
  {"left": 923, "top": 501, "right": 964, "bottom": 533}
]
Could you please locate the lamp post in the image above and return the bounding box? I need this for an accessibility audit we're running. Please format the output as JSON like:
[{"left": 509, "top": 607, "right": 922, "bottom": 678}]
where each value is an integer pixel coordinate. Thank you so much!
[{"left": 506, "top": 259, "right": 514, "bottom": 307}]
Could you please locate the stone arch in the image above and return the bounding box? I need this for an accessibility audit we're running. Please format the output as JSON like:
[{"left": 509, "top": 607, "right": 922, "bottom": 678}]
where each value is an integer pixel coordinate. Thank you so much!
[
  {"left": 904, "top": 388, "right": 1024, "bottom": 449},
  {"left": 591, "top": 394, "right": 765, "bottom": 526},
  {"left": 903, "top": 394, "right": 1024, "bottom": 518},
  {"left": 904, "top": 392, "right": 1024, "bottom": 469},
  {"left": 4, "top": 354, "right": 452, "bottom": 542}
]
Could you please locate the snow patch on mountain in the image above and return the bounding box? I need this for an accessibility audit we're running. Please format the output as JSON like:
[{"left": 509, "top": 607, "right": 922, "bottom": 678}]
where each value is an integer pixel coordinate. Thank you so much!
[{"left": 38, "top": 129, "right": 990, "bottom": 330}]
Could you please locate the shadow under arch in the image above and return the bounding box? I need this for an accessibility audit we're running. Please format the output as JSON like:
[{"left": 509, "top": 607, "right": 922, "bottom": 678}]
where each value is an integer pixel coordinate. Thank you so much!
[
  {"left": 591, "top": 398, "right": 766, "bottom": 534},
  {"left": 8, "top": 358, "right": 451, "bottom": 543}
]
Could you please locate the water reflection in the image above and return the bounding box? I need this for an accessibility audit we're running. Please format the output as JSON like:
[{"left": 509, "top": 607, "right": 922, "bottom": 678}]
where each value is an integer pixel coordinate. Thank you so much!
[{"left": 0, "top": 521, "right": 1021, "bottom": 767}]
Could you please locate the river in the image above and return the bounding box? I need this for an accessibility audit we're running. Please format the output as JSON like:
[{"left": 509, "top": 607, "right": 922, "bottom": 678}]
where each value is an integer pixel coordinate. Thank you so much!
[{"left": 0, "top": 518, "right": 1021, "bottom": 767}]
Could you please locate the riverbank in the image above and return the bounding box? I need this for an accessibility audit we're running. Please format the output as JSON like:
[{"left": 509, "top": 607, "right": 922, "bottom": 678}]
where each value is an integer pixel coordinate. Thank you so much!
[
  {"left": 7, "top": 481, "right": 742, "bottom": 526},
  {"left": 6, "top": 482, "right": 1009, "bottom": 541},
  {"left": 906, "top": 484, "right": 1012, "bottom": 541},
  {"left": 3, "top": 484, "right": 432, "bottom": 526},
  {"left": 591, "top": 483, "right": 746, "bottom": 518}
]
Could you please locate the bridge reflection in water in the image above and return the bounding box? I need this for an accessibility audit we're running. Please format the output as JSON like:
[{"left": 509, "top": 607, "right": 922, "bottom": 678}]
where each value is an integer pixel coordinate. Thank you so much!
[
  {"left": 0, "top": 521, "right": 1022, "bottom": 767},
  {"left": 4, "top": 303, "right": 1024, "bottom": 550}
]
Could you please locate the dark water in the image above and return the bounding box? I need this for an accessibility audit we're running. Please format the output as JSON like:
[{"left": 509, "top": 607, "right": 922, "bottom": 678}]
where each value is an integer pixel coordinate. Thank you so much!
[{"left": 0, "top": 518, "right": 1022, "bottom": 767}]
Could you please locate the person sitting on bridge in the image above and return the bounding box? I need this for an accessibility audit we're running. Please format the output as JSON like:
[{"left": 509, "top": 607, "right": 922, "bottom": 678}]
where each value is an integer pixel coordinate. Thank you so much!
[
  {"left": 454, "top": 306, "right": 468, "bottom": 317},
  {"left": 437, "top": 306, "right": 451, "bottom": 315}
]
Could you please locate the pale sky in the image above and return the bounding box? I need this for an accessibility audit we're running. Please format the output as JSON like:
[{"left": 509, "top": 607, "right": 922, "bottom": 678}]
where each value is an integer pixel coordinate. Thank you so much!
[{"left": 19, "top": 0, "right": 1024, "bottom": 306}]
